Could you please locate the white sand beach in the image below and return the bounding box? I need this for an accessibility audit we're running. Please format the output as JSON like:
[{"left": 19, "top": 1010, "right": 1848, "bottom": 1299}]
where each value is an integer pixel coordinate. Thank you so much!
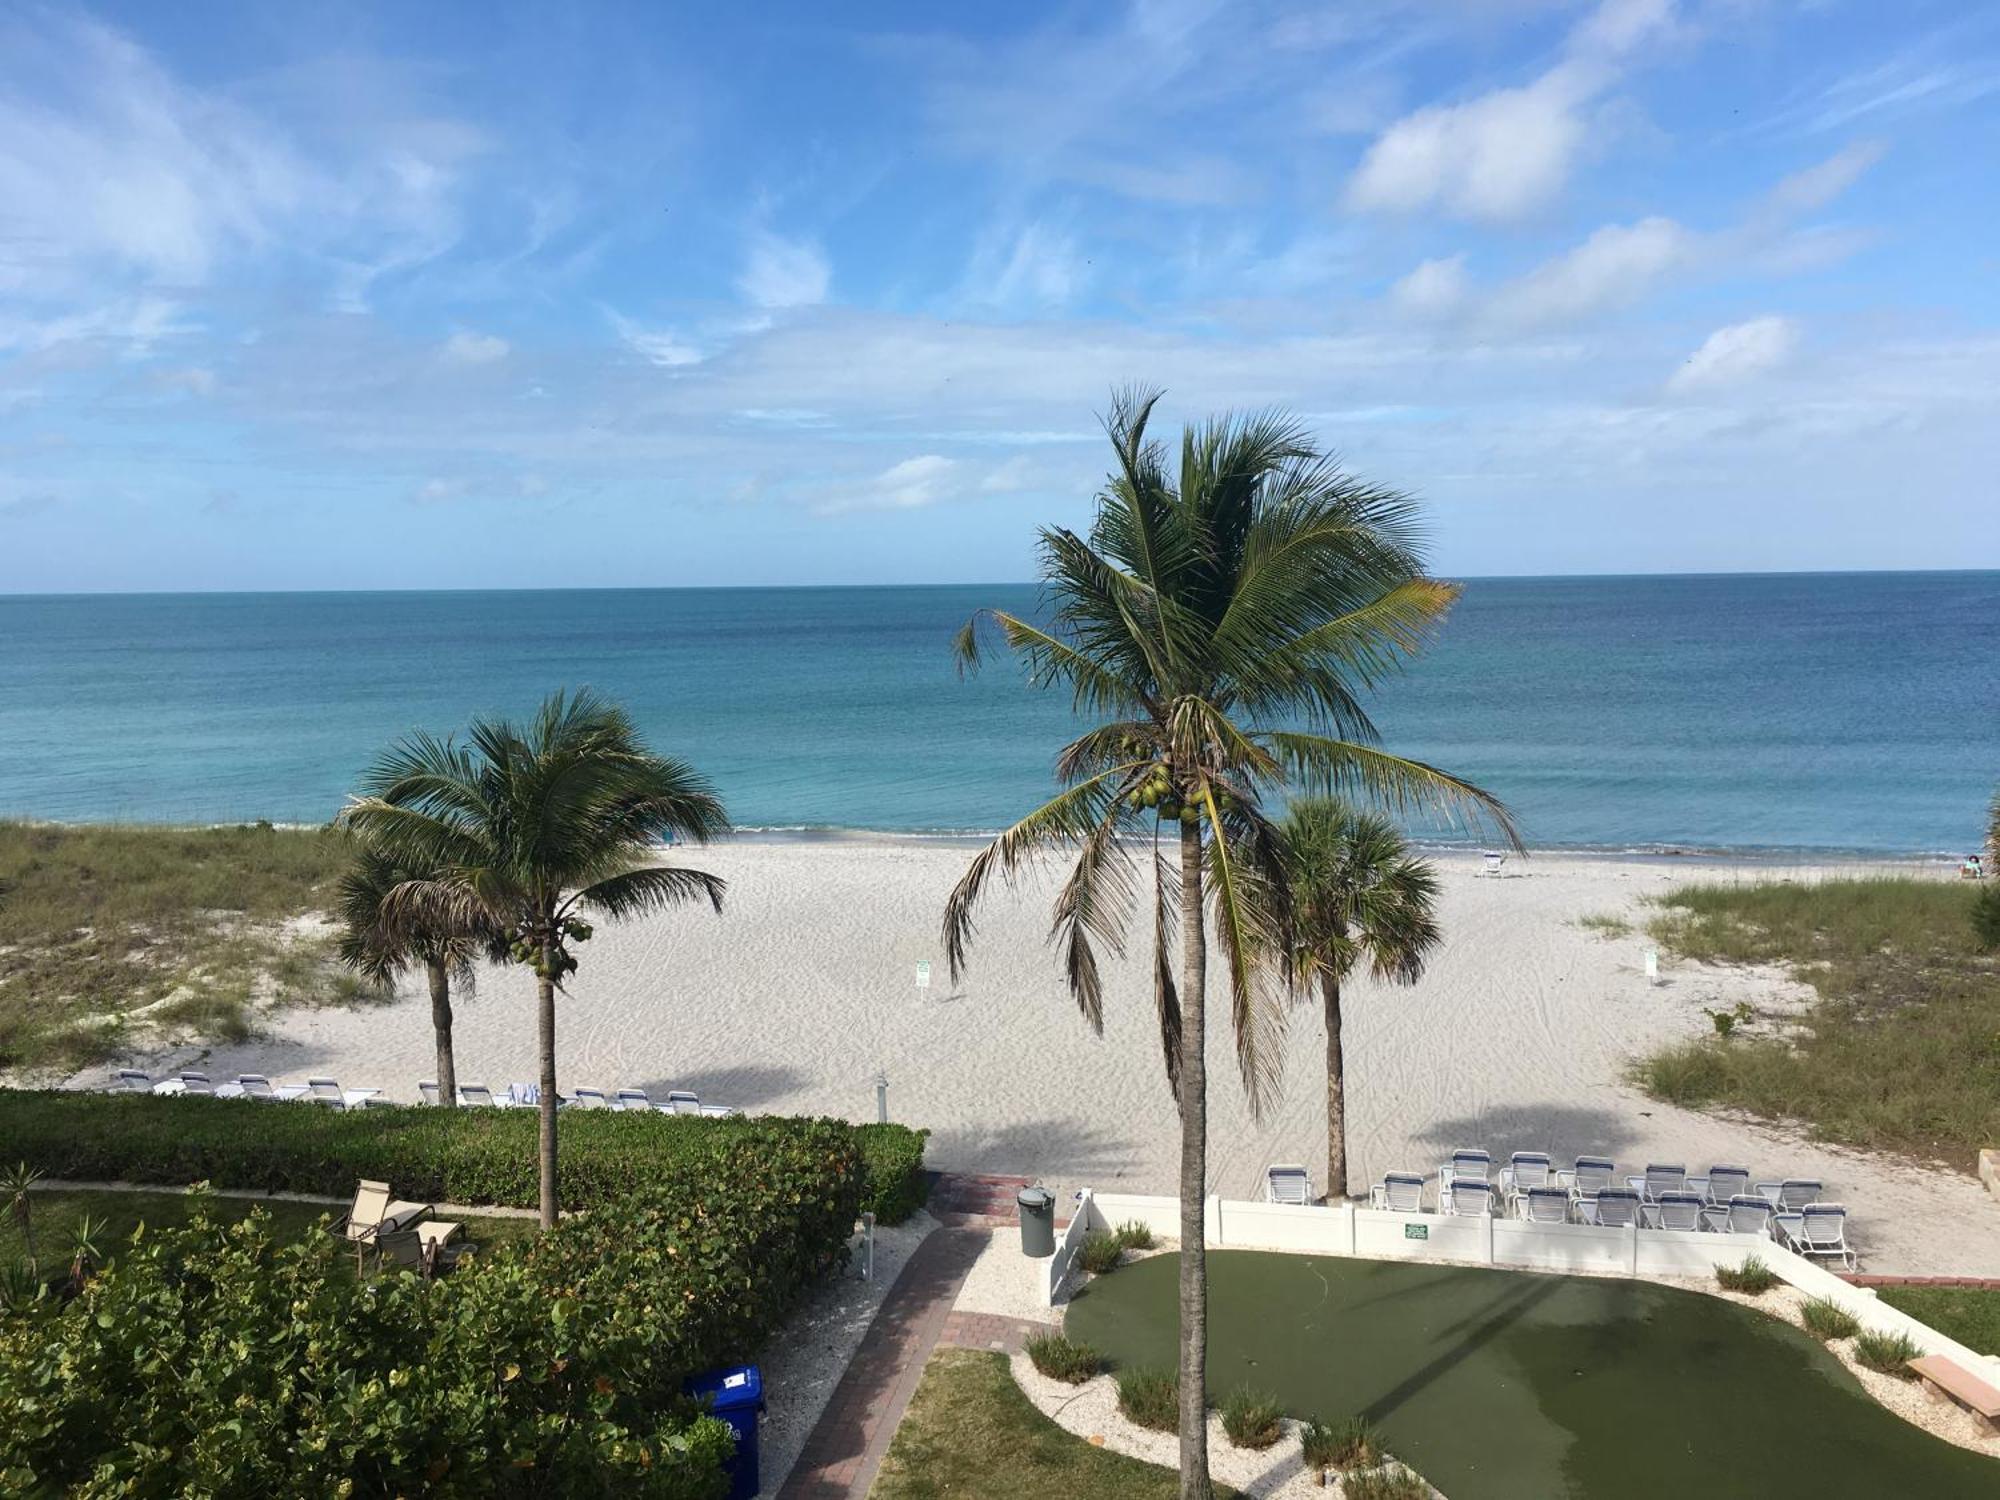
[{"left": 90, "top": 841, "right": 2000, "bottom": 1276}]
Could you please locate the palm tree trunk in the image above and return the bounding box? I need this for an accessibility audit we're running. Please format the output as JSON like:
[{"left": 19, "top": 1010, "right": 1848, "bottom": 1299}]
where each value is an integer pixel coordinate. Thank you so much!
[
  {"left": 536, "top": 940, "right": 560, "bottom": 1230},
  {"left": 1176, "top": 818, "right": 1213, "bottom": 1499},
  {"left": 1322, "top": 971, "right": 1348, "bottom": 1201},
  {"left": 427, "top": 957, "right": 458, "bottom": 1108}
]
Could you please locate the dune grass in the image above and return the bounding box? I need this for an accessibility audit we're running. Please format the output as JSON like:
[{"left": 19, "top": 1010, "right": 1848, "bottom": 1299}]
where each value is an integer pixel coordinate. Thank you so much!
[
  {"left": 871, "top": 1347, "right": 1239, "bottom": 1499},
  {"left": 0, "top": 821, "right": 376, "bottom": 1074},
  {"left": 1627, "top": 878, "right": 2000, "bottom": 1165}
]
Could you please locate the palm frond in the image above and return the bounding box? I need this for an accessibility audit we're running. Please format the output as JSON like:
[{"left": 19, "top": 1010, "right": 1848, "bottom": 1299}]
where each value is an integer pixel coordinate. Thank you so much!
[
  {"left": 1263, "top": 732, "right": 1522, "bottom": 850},
  {"left": 569, "top": 864, "right": 726, "bottom": 921}
]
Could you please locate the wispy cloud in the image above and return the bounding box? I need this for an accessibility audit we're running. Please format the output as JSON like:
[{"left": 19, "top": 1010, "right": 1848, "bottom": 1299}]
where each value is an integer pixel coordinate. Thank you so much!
[
  {"left": 1667, "top": 315, "right": 1799, "bottom": 393},
  {"left": 738, "top": 231, "right": 831, "bottom": 309}
]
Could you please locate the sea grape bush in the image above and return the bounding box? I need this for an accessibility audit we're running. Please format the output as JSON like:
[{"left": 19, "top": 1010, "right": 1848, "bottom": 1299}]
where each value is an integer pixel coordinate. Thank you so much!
[
  {"left": 0, "top": 1117, "right": 866, "bottom": 1496},
  {"left": 0, "top": 1088, "right": 928, "bottom": 1223}
]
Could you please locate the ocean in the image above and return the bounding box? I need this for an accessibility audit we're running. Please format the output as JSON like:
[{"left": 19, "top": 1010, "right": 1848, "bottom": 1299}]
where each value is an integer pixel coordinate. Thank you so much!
[{"left": 0, "top": 572, "right": 1993, "bottom": 856}]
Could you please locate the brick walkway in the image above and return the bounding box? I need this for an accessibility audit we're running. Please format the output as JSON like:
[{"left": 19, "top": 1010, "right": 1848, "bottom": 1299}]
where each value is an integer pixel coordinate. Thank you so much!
[{"left": 939, "top": 1309, "right": 1057, "bottom": 1355}]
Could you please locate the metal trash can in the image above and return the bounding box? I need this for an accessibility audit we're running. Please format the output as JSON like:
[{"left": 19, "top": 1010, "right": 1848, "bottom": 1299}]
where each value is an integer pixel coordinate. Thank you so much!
[
  {"left": 1018, "top": 1185, "right": 1056, "bottom": 1258},
  {"left": 686, "top": 1364, "right": 764, "bottom": 1499}
]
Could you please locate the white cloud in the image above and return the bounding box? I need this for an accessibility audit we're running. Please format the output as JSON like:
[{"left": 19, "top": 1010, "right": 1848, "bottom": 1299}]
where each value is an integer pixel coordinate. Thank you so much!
[
  {"left": 440, "top": 331, "right": 509, "bottom": 365},
  {"left": 1667, "top": 316, "right": 1799, "bottom": 392},
  {"left": 1390, "top": 254, "right": 1471, "bottom": 317},
  {"left": 738, "top": 231, "right": 830, "bottom": 309},
  {"left": 1491, "top": 216, "right": 1697, "bottom": 324},
  {"left": 1345, "top": 0, "right": 1679, "bottom": 221},
  {"left": 1764, "top": 141, "right": 1886, "bottom": 216},
  {"left": 412, "top": 476, "right": 466, "bottom": 505},
  {"left": 608, "top": 311, "right": 704, "bottom": 367},
  {"left": 975, "top": 223, "right": 1088, "bottom": 311}
]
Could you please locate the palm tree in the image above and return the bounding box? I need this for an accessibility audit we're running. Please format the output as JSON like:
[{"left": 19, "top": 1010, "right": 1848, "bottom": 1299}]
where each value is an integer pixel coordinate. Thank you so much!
[
  {"left": 334, "top": 841, "right": 499, "bottom": 1108},
  {"left": 341, "top": 689, "right": 728, "bottom": 1229},
  {"left": 945, "top": 389, "right": 1514, "bottom": 1497},
  {"left": 4, "top": 1162, "right": 43, "bottom": 1275},
  {"left": 1270, "top": 799, "right": 1441, "bottom": 1203}
]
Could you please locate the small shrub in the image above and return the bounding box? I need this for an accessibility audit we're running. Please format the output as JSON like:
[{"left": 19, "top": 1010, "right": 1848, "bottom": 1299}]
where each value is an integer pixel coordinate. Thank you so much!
[
  {"left": 1220, "top": 1386, "right": 1283, "bottom": 1450},
  {"left": 1024, "top": 1332, "right": 1101, "bottom": 1384},
  {"left": 1627, "top": 1041, "right": 1729, "bottom": 1105},
  {"left": 1715, "top": 1254, "right": 1779, "bottom": 1295},
  {"left": 1114, "top": 1219, "right": 1156, "bottom": 1251},
  {"left": 1972, "top": 885, "right": 2000, "bottom": 953},
  {"left": 1344, "top": 1468, "right": 1430, "bottom": 1500},
  {"left": 1801, "top": 1295, "right": 1861, "bottom": 1341},
  {"left": 1116, "top": 1368, "right": 1179, "bottom": 1432},
  {"left": 1301, "top": 1414, "right": 1379, "bottom": 1471},
  {"left": 1078, "top": 1232, "right": 1128, "bottom": 1276},
  {"left": 1702, "top": 1001, "right": 1756, "bottom": 1038},
  {"left": 1853, "top": 1328, "right": 1923, "bottom": 1376}
]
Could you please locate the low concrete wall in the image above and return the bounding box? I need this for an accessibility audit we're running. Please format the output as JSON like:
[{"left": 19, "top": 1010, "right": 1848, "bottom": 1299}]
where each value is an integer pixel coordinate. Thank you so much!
[{"left": 1044, "top": 1189, "right": 1095, "bottom": 1305}]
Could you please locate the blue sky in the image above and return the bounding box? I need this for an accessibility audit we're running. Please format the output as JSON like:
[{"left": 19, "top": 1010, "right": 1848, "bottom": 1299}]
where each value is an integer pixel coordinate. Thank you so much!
[{"left": 1, "top": 0, "right": 1995, "bottom": 591}]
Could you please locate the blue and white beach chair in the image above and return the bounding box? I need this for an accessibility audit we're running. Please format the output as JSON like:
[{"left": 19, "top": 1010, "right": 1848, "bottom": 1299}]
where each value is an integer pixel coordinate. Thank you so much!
[
  {"left": 1370, "top": 1172, "right": 1426, "bottom": 1212},
  {"left": 1583, "top": 1186, "right": 1641, "bottom": 1227}
]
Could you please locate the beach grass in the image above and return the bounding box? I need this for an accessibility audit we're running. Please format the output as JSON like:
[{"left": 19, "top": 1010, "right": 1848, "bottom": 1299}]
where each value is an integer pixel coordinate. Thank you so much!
[
  {"left": 871, "top": 1347, "right": 1238, "bottom": 1499},
  {"left": 0, "top": 821, "right": 373, "bottom": 1074},
  {"left": 1628, "top": 878, "right": 2000, "bottom": 1164}
]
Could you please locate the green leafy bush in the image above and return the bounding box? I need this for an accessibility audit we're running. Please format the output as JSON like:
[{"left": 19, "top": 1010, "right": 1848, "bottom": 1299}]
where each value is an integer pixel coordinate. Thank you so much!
[
  {"left": 1115, "top": 1368, "right": 1178, "bottom": 1432},
  {"left": 1219, "top": 1386, "right": 1283, "bottom": 1450},
  {"left": 0, "top": 1088, "right": 926, "bottom": 1223},
  {"left": 1801, "top": 1296, "right": 1861, "bottom": 1341},
  {"left": 1715, "top": 1255, "right": 1779, "bottom": 1295},
  {"left": 1024, "top": 1333, "right": 1101, "bottom": 1383},
  {"left": 0, "top": 1117, "right": 864, "bottom": 1496},
  {"left": 1301, "top": 1414, "right": 1379, "bottom": 1471},
  {"left": 1853, "top": 1328, "right": 1922, "bottom": 1376}
]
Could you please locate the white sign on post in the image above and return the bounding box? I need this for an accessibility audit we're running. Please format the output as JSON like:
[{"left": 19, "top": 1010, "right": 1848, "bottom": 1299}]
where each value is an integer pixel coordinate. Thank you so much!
[
  {"left": 1643, "top": 948, "right": 1659, "bottom": 984},
  {"left": 915, "top": 960, "right": 932, "bottom": 991}
]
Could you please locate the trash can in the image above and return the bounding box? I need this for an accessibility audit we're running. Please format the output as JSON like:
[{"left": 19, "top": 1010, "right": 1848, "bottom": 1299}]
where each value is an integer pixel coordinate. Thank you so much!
[
  {"left": 1018, "top": 1185, "right": 1056, "bottom": 1258},
  {"left": 686, "top": 1364, "right": 764, "bottom": 1499}
]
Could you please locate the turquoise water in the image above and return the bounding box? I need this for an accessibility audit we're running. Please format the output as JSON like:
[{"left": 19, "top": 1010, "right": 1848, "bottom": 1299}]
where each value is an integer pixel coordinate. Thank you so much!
[{"left": 0, "top": 572, "right": 1993, "bottom": 854}]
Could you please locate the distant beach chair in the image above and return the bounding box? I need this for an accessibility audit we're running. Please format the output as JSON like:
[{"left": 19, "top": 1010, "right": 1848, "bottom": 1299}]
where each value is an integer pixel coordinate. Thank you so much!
[
  {"left": 306, "top": 1077, "right": 347, "bottom": 1107},
  {"left": 177, "top": 1070, "right": 215, "bottom": 1095},
  {"left": 1443, "top": 1178, "right": 1494, "bottom": 1218},
  {"left": 1630, "top": 1163, "right": 1686, "bottom": 1202},
  {"left": 457, "top": 1083, "right": 497, "bottom": 1108},
  {"left": 1264, "top": 1164, "right": 1313, "bottom": 1205},
  {"left": 1757, "top": 1177, "right": 1822, "bottom": 1213},
  {"left": 1645, "top": 1191, "right": 1706, "bottom": 1231},
  {"left": 1520, "top": 1186, "right": 1571, "bottom": 1224},
  {"left": 1691, "top": 1164, "right": 1750, "bottom": 1206},
  {"left": 665, "top": 1090, "right": 704, "bottom": 1115},
  {"left": 235, "top": 1074, "right": 275, "bottom": 1099},
  {"left": 1499, "top": 1151, "right": 1553, "bottom": 1207},
  {"left": 571, "top": 1086, "right": 611, "bottom": 1109},
  {"left": 1438, "top": 1149, "right": 1492, "bottom": 1215},
  {"left": 1786, "top": 1204, "right": 1857, "bottom": 1271},
  {"left": 1706, "top": 1194, "right": 1776, "bottom": 1236},
  {"left": 417, "top": 1080, "right": 442, "bottom": 1106},
  {"left": 1481, "top": 851, "right": 1509, "bottom": 877},
  {"left": 614, "top": 1088, "right": 655, "bottom": 1112},
  {"left": 1370, "top": 1172, "right": 1426, "bottom": 1213},
  {"left": 1582, "top": 1187, "right": 1641, "bottom": 1227},
  {"left": 1562, "top": 1155, "right": 1617, "bottom": 1200},
  {"left": 109, "top": 1069, "right": 151, "bottom": 1092}
]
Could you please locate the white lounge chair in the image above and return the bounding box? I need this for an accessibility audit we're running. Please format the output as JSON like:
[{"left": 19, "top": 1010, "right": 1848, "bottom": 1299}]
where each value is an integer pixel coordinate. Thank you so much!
[
  {"left": 1703, "top": 1194, "right": 1776, "bottom": 1236},
  {"left": 458, "top": 1082, "right": 498, "bottom": 1108},
  {"left": 614, "top": 1087, "right": 655, "bottom": 1112},
  {"left": 335, "top": 1179, "right": 432, "bottom": 1268},
  {"left": 306, "top": 1077, "right": 347, "bottom": 1107},
  {"left": 571, "top": 1086, "right": 611, "bottom": 1109},
  {"left": 1582, "top": 1187, "right": 1641, "bottom": 1227},
  {"left": 1370, "top": 1172, "right": 1426, "bottom": 1212},
  {"left": 1691, "top": 1164, "right": 1750, "bottom": 1206},
  {"left": 1264, "top": 1164, "right": 1312, "bottom": 1205},
  {"left": 1561, "top": 1155, "right": 1616, "bottom": 1199},
  {"left": 1519, "top": 1186, "right": 1571, "bottom": 1224},
  {"left": 1481, "top": 851, "right": 1509, "bottom": 877},
  {"left": 1630, "top": 1163, "right": 1686, "bottom": 1202},
  {"left": 666, "top": 1090, "right": 704, "bottom": 1116},
  {"left": 1443, "top": 1178, "right": 1494, "bottom": 1218},
  {"left": 1757, "top": 1177, "right": 1822, "bottom": 1212},
  {"left": 417, "top": 1080, "right": 442, "bottom": 1106},
  {"left": 178, "top": 1070, "right": 215, "bottom": 1095},
  {"left": 1645, "top": 1191, "right": 1705, "bottom": 1231},
  {"left": 1784, "top": 1203, "right": 1857, "bottom": 1270},
  {"left": 109, "top": 1069, "right": 152, "bottom": 1092},
  {"left": 1499, "top": 1151, "right": 1553, "bottom": 1207}
]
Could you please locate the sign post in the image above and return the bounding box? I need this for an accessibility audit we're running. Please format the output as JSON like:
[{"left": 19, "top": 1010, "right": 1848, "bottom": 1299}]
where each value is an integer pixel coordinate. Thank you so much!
[{"left": 915, "top": 960, "right": 931, "bottom": 991}]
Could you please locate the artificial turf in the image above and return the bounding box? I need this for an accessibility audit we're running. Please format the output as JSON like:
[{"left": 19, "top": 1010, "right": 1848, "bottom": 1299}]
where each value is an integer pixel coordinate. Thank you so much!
[{"left": 1064, "top": 1250, "right": 2000, "bottom": 1500}]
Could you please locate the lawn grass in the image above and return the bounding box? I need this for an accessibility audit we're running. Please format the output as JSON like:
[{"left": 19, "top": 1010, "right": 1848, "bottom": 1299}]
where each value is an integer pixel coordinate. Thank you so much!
[
  {"left": 2, "top": 1188, "right": 538, "bottom": 1275},
  {"left": 1065, "top": 1250, "right": 2000, "bottom": 1500},
  {"left": 1877, "top": 1285, "right": 2000, "bottom": 1357},
  {"left": 0, "top": 821, "right": 376, "bottom": 1074},
  {"left": 870, "top": 1347, "right": 1239, "bottom": 1499},
  {"left": 1627, "top": 877, "right": 2000, "bottom": 1164}
]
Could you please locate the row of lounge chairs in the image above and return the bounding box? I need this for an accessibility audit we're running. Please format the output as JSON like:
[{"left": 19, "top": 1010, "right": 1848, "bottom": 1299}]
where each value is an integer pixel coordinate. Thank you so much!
[
  {"left": 1266, "top": 1149, "right": 1858, "bottom": 1270},
  {"left": 109, "top": 1070, "right": 736, "bottom": 1117}
]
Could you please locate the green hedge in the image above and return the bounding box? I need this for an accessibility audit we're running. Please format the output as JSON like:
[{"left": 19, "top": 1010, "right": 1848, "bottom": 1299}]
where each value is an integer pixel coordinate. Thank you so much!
[
  {"left": 1, "top": 1121, "right": 866, "bottom": 1495},
  {"left": 0, "top": 1089, "right": 929, "bottom": 1223}
]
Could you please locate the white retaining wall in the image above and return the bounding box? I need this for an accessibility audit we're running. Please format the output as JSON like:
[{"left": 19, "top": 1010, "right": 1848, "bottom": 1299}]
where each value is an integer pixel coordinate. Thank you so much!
[{"left": 1064, "top": 1190, "right": 2000, "bottom": 1380}]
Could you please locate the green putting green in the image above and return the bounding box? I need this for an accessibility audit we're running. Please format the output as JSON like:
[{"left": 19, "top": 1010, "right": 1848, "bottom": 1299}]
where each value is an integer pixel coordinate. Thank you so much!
[{"left": 1064, "top": 1251, "right": 2000, "bottom": 1500}]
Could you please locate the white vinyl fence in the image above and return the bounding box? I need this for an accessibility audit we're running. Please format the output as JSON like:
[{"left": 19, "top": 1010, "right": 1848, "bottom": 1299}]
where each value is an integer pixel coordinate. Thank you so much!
[{"left": 1050, "top": 1190, "right": 2000, "bottom": 1381}]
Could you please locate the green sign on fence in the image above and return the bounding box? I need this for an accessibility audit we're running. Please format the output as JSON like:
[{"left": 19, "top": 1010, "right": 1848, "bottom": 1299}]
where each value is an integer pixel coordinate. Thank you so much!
[{"left": 1404, "top": 1222, "right": 1428, "bottom": 1241}]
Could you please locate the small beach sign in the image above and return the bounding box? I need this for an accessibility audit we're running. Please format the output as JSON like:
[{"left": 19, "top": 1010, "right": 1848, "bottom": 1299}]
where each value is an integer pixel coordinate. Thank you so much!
[
  {"left": 1405, "top": 1222, "right": 1428, "bottom": 1241},
  {"left": 915, "top": 959, "right": 931, "bottom": 990}
]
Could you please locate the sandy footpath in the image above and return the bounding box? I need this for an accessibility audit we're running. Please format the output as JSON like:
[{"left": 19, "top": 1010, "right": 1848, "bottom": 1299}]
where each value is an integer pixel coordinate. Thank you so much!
[{"left": 80, "top": 840, "right": 2000, "bottom": 1276}]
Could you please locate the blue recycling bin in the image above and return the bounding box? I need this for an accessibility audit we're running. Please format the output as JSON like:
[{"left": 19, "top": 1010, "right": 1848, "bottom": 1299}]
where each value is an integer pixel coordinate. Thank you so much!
[{"left": 686, "top": 1364, "right": 764, "bottom": 1499}]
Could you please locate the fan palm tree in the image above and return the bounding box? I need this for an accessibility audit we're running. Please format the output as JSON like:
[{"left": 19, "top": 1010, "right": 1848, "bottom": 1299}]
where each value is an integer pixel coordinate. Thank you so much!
[
  {"left": 334, "top": 841, "right": 500, "bottom": 1108},
  {"left": 1270, "top": 799, "right": 1441, "bottom": 1202},
  {"left": 945, "top": 389, "right": 1514, "bottom": 1497},
  {"left": 341, "top": 689, "right": 728, "bottom": 1229}
]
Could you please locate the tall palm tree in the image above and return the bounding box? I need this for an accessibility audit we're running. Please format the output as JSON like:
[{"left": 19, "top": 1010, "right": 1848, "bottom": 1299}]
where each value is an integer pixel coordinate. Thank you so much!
[
  {"left": 334, "top": 841, "right": 500, "bottom": 1108},
  {"left": 341, "top": 689, "right": 728, "bottom": 1229},
  {"left": 944, "top": 389, "right": 1514, "bottom": 1497},
  {"left": 1270, "top": 799, "right": 1441, "bottom": 1203}
]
